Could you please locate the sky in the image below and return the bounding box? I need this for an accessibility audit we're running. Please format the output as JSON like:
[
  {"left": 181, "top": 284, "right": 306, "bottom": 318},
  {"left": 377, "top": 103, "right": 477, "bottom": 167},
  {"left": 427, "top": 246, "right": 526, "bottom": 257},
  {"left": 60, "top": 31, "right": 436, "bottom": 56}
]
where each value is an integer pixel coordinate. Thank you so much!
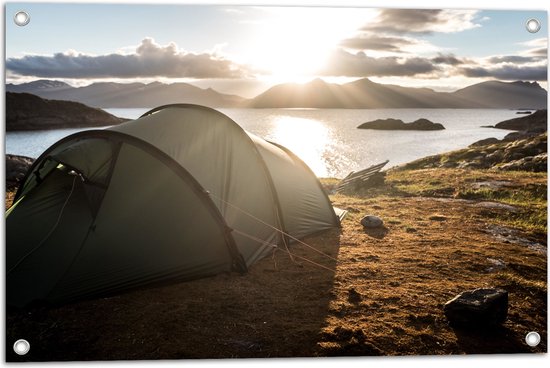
[{"left": 4, "top": 2, "right": 548, "bottom": 97}]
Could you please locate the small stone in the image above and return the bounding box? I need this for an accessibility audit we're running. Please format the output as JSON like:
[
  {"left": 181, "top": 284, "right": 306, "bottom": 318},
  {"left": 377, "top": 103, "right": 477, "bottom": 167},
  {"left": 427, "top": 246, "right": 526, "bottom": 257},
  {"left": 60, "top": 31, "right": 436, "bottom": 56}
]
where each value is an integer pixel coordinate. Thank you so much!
[
  {"left": 360, "top": 215, "right": 383, "bottom": 228},
  {"left": 347, "top": 288, "right": 362, "bottom": 303},
  {"left": 428, "top": 215, "right": 447, "bottom": 221},
  {"left": 443, "top": 288, "right": 508, "bottom": 328}
]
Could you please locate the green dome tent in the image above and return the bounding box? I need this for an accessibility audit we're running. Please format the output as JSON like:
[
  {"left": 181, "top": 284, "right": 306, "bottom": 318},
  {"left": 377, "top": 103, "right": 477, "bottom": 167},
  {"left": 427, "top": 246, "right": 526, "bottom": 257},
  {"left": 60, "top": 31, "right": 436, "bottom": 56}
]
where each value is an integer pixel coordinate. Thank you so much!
[{"left": 6, "top": 104, "right": 344, "bottom": 308}]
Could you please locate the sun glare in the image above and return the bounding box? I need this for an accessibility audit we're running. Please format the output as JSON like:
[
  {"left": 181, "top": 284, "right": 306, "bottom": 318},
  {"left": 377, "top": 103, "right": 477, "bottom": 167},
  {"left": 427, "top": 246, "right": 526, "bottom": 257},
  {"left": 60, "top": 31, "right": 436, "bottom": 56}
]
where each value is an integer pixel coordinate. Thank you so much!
[
  {"left": 243, "top": 8, "right": 376, "bottom": 82},
  {"left": 267, "top": 116, "right": 331, "bottom": 177}
]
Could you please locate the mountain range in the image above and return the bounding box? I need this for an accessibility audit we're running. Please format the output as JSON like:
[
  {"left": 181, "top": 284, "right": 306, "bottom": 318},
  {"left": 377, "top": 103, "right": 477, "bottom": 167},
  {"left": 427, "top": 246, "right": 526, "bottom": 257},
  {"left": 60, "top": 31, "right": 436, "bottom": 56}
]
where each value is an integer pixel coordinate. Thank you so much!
[
  {"left": 6, "top": 78, "right": 548, "bottom": 109},
  {"left": 6, "top": 80, "right": 245, "bottom": 108},
  {"left": 248, "top": 78, "right": 547, "bottom": 109}
]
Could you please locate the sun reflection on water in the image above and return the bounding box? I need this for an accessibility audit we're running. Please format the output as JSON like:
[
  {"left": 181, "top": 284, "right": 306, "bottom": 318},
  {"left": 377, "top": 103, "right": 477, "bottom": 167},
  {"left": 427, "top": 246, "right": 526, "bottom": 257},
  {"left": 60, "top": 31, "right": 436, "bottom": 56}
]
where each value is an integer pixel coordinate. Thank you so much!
[{"left": 266, "top": 116, "right": 331, "bottom": 177}]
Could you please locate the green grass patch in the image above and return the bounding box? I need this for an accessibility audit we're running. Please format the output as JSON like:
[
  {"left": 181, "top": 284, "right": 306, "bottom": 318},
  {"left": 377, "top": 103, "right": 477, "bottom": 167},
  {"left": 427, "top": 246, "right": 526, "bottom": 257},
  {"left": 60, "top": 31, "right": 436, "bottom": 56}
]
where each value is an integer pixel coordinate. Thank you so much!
[
  {"left": 323, "top": 168, "right": 547, "bottom": 233},
  {"left": 494, "top": 207, "right": 547, "bottom": 234},
  {"left": 385, "top": 168, "right": 547, "bottom": 234},
  {"left": 389, "top": 169, "right": 547, "bottom": 234}
]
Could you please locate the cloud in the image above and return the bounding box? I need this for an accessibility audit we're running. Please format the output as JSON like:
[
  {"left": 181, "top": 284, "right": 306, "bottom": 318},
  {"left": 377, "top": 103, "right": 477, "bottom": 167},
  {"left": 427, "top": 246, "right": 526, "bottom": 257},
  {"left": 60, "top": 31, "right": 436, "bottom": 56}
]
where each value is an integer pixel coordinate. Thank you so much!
[
  {"left": 488, "top": 55, "right": 542, "bottom": 64},
  {"left": 363, "top": 9, "right": 481, "bottom": 34},
  {"left": 320, "top": 48, "right": 438, "bottom": 77},
  {"left": 460, "top": 65, "right": 547, "bottom": 81},
  {"left": 528, "top": 48, "right": 548, "bottom": 57},
  {"left": 339, "top": 35, "right": 416, "bottom": 52},
  {"left": 319, "top": 44, "right": 546, "bottom": 81},
  {"left": 6, "top": 38, "right": 250, "bottom": 79},
  {"left": 522, "top": 37, "right": 547, "bottom": 48},
  {"left": 460, "top": 40, "right": 548, "bottom": 81},
  {"left": 521, "top": 37, "right": 548, "bottom": 57},
  {"left": 431, "top": 53, "right": 465, "bottom": 66}
]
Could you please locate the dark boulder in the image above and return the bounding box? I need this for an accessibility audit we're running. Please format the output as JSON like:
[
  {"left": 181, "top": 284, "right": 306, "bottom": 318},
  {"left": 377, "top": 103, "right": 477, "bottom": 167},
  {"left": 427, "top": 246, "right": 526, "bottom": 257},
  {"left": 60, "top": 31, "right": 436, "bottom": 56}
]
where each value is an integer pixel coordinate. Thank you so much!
[
  {"left": 6, "top": 154, "right": 35, "bottom": 190},
  {"left": 443, "top": 288, "right": 508, "bottom": 328},
  {"left": 360, "top": 215, "right": 383, "bottom": 228}
]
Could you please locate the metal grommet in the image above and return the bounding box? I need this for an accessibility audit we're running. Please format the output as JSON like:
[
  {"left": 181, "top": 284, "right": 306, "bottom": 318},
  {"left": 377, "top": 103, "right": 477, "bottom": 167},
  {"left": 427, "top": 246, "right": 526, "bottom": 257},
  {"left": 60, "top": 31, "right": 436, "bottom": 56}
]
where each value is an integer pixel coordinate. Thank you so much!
[
  {"left": 525, "top": 331, "right": 541, "bottom": 347},
  {"left": 526, "top": 18, "right": 541, "bottom": 33},
  {"left": 14, "top": 11, "right": 30, "bottom": 26},
  {"left": 13, "top": 339, "right": 30, "bottom": 355}
]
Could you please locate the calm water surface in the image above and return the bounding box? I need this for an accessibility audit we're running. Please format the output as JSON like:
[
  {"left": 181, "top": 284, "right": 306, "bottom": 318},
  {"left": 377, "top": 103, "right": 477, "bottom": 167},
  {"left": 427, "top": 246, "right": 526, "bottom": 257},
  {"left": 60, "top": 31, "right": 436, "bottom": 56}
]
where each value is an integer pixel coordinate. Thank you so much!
[{"left": 5, "top": 108, "right": 517, "bottom": 178}]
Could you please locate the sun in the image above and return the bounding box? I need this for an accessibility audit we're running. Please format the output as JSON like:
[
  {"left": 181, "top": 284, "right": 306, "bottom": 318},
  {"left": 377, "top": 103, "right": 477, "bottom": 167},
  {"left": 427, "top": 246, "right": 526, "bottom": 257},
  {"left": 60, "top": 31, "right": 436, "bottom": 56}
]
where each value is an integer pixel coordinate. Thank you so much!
[
  {"left": 254, "top": 21, "right": 331, "bottom": 80},
  {"left": 241, "top": 7, "right": 376, "bottom": 82}
]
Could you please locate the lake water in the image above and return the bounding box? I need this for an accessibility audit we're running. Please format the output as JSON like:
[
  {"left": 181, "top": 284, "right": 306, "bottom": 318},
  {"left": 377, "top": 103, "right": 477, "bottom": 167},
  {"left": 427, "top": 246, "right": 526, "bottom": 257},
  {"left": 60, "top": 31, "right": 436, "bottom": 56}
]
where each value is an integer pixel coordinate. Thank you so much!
[{"left": 5, "top": 108, "right": 517, "bottom": 178}]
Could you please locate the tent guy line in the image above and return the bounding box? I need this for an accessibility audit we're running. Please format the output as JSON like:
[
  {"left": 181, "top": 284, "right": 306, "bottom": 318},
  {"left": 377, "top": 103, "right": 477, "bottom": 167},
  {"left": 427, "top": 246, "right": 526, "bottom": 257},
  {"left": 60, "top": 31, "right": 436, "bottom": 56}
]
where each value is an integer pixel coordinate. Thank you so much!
[
  {"left": 231, "top": 229, "right": 336, "bottom": 273},
  {"left": 208, "top": 191, "right": 340, "bottom": 263}
]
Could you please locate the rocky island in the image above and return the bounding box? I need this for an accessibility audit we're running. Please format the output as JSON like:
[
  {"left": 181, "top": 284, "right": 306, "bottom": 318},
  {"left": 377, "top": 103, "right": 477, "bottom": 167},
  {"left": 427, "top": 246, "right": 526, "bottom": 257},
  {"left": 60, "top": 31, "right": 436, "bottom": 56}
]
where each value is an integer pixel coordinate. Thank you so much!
[{"left": 357, "top": 118, "right": 445, "bottom": 131}]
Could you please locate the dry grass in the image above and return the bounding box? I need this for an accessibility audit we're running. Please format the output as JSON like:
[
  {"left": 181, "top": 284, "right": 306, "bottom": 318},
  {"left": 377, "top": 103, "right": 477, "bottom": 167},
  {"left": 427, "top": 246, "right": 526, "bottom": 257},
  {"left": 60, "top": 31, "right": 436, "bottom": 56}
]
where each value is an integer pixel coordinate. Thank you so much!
[
  {"left": 5, "top": 169, "right": 547, "bottom": 361},
  {"left": 5, "top": 190, "right": 16, "bottom": 210}
]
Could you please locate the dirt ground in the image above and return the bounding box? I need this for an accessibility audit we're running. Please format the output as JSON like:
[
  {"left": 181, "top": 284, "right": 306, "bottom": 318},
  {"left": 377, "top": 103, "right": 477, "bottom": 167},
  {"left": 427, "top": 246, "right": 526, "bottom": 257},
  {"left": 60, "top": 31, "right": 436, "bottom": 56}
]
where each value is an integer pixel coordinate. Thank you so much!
[{"left": 5, "top": 181, "right": 547, "bottom": 361}]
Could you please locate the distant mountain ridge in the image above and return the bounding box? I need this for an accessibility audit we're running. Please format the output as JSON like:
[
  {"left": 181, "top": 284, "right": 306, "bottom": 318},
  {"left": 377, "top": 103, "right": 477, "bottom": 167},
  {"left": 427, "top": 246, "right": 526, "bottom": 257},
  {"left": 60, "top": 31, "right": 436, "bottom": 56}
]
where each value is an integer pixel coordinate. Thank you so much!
[
  {"left": 6, "top": 78, "right": 548, "bottom": 109},
  {"left": 248, "top": 78, "right": 547, "bottom": 109},
  {"left": 6, "top": 79, "right": 245, "bottom": 108}
]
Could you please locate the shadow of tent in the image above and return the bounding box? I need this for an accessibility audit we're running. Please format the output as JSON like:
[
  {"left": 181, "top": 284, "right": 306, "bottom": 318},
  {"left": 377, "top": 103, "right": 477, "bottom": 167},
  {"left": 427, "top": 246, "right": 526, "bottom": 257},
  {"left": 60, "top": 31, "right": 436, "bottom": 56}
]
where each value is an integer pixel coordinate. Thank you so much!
[
  {"left": 452, "top": 324, "right": 531, "bottom": 354},
  {"left": 5, "top": 228, "right": 345, "bottom": 361}
]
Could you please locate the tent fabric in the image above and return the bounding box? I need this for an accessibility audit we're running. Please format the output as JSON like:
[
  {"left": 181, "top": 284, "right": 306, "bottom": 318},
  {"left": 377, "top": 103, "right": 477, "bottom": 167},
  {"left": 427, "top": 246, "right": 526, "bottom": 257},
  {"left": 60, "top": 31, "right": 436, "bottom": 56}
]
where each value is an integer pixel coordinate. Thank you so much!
[{"left": 6, "top": 104, "right": 342, "bottom": 308}]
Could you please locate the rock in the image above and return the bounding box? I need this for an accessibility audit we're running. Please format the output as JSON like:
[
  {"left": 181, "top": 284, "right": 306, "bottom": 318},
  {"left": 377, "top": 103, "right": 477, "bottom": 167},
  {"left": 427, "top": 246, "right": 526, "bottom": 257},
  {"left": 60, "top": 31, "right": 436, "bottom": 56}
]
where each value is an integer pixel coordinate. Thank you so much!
[
  {"left": 394, "top": 131, "right": 546, "bottom": 172},
  {"left": 457, "top": 160, "right": 483, "bottom": 169},
  {"left": 470, "top": 180, "right": 512, "bottom": 190},
  {"left": 357, "top": 118, "right": 445, "bottom": 130},
  {"left": 483, "top": 224, "right": 546, "bottom": 253},
  {"left": 486, "top": 258, "right": 506, "bottom": 273},
  {"left": 6, "top": 154, "right": 35, "bottom": 190},
  {"left": 503, "top": 151, "right": 525, "bottom": 161},
  {"left": 496, "top": 153, "right": 547, "bottom": 172},
  {"left": 476, "top": 201, "right": 518, "bottom": 213},
  {"left": 360, "top": 215, "right": 383, "bottom": 228},
  {"left": 484, "top": 150, "right": 504, "bottom": 163},
  {"left": 348, "top": 287, "right": 362, "bottom": 303},
  {"left": 443, "top": 288, "right": 508, "bottom": 327},
  {"left": 469, "top": 137, "right": 500, "bottom": 147},
  {"left": 502, "top": 130, "right": 543, "bottom": 142}
]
